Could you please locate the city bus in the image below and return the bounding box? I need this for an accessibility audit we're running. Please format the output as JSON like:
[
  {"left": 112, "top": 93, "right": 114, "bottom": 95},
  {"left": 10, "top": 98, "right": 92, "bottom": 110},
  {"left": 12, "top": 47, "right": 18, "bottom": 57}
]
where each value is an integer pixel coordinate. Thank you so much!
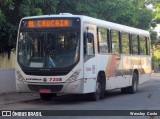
[{"left": 16, "top": 13, "right": 151, "bottom": 101}]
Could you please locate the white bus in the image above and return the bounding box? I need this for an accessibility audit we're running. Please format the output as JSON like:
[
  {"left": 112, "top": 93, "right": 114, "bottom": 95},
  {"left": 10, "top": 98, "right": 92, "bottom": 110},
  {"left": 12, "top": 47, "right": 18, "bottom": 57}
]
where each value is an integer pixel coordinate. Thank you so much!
[{"left": 16, "top": 13, "right": 151, "bottom": 101}]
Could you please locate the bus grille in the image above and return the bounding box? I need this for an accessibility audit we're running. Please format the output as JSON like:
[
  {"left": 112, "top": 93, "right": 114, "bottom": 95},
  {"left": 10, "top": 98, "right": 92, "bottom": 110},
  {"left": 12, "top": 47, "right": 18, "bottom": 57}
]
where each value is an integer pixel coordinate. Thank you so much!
[{"left": 28, "top": 84, "right": 63, "bottom": 92}]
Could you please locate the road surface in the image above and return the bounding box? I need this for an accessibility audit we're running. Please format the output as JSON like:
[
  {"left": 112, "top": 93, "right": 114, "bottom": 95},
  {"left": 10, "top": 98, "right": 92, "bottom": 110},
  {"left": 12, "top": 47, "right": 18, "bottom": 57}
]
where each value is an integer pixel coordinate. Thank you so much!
[{"left": 0, "top": 75, "right": 160, "bottom": 119}]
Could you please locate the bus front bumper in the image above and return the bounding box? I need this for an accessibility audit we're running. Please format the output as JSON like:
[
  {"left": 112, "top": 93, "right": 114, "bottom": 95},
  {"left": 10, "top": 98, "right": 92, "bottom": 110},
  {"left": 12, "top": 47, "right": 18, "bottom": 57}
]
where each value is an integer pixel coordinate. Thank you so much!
[{"left": 26, "top": 79, "right": 84, "bottom": 94}]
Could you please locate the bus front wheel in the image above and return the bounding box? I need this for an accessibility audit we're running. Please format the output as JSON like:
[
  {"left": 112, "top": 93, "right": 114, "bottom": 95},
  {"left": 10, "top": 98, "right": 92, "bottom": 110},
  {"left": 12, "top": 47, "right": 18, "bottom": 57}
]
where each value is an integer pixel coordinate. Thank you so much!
[
  {"left": 90, "top": 75, "right": 105, "bottom": 101},
  {"left": 90, "top": 80, "right": 101, "bottom": 101}
]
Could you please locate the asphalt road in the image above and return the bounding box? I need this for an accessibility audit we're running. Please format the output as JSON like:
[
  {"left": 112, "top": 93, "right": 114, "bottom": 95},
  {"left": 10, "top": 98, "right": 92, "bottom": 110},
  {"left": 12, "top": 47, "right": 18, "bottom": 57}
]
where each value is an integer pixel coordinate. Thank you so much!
[{"left": 1, "top": 76, "right": 160, "bottom": 119}]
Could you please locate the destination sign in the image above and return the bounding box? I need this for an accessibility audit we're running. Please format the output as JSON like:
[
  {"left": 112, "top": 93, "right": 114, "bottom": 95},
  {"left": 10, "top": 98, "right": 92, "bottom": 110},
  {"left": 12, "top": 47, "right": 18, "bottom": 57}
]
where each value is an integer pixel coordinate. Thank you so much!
[{"left": 21, "top": 18, "right": 80, "bottom": 28}]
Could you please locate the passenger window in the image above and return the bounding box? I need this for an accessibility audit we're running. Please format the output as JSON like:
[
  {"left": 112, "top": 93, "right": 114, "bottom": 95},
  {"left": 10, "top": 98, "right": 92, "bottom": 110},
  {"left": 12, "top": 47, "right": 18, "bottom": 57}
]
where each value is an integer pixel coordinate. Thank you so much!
[
  {"left": 98, "top": 28, "right": 109, "bottom": 53},
  {"left": 146, "top": 37, "right": 151, "bottom": 55},
  {"left": 111, "top": 30, "right": 119, "bottom": 54},
  {"left": 140, "top": 36, "right": 146, "bottom": 55},
  {"left": 121, "top": 32, "right": 129, "bottom": 54},
  {"left": 132, "top": 34, "right": 138, "bottom": 54}
]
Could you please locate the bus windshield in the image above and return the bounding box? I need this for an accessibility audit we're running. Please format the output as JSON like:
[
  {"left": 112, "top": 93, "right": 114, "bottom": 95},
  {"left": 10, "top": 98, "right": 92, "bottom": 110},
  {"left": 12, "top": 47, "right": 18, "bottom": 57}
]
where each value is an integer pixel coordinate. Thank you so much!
[{"left": 18, "top": 29, "right": 80, "bottom": 68}]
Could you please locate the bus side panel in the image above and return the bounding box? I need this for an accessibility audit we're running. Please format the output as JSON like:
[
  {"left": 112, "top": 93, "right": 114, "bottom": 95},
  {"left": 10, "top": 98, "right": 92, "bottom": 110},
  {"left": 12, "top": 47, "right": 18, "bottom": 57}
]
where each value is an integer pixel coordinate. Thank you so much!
[
  {"left": 121, "top": 55, "right": 134, "bottom": 87},
  {"left": 130, "top": 55, "right": 151, "bottom": 85},
  {"left": 139, "top": 56, "right": 151, "bottom": 84},
  {"left": 97, "top": 54, "right": 130, "bottom": 90},
  {"left": 83, "top": 57, "right": 97, "bottom": 93},
  {"left": 96, "top": 54, "right": 118, "bottom": 90},
  {"left": 117, "top": 55, "right": 131, "bottom": 88},
  {"left": 83, "top": 23, "right": 97, "bottom": 93}
]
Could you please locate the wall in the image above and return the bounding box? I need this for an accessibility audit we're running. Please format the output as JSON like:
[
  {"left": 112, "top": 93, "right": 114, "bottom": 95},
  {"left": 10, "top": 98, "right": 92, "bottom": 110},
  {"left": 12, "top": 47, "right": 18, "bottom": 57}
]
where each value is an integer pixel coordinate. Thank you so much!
[
  {"left": 0, "top": 52, "right": 16, "bottom": 94},
  {"left": 0, "top": 68, "right": 16, "bottom": 94},
  {"left": 0, "top": 51, "right": 16, "bottom": 68}
]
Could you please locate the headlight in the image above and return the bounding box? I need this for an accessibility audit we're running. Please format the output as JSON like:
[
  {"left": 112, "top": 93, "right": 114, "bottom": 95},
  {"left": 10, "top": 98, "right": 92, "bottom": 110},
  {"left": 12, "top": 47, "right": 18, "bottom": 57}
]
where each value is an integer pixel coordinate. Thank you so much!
[
  {"left": 17, "top": 71, "right": 25, "bottom": 82},
  {"left": 66, "top": 69, "right": 81, "bottom": 83}
]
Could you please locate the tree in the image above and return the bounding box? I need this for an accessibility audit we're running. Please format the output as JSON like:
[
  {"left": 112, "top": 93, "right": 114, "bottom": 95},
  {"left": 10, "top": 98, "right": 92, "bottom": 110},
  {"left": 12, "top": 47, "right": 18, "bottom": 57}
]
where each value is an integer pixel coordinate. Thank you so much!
[
  {"left": 0, "top": 0, "right": 14, "bottom": 53},
  {"left": 146, "top": 0, "right": 160, "bottom": 71},
  {"left": 57, "top": 0, "right": 153, "bottom": 30},
  {"left": 150, "top": 30, "right": 158, "bottom": 46},
  {"left": 19, "top": 0, "right": 58, "bottom": 17},
  {"left": 0, "top": 0, "right": 59, "bottom": 54}
]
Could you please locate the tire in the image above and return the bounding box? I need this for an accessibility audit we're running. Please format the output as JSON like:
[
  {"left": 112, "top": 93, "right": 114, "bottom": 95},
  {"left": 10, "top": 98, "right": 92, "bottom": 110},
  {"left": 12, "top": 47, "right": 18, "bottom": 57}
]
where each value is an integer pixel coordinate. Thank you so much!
[
  {"left": 90, "top": 80, "right": 101, "bottom": 101},
  {"left": 40, "top": 93, "right": 52, "bottom": 101},
  {"left": 128, "top": 72, "right": 138, "bottom": 94},
  {"left": 123, "top": 72, "right": 138, "bottom": 94},
  {"left": 90, "top": 75, "right": 105, "bottom": 101},
  {"left": 121, "top": 72, "right": 138, "bottom": 94},
  {"left": 100, "top": 75, "right": 106, "bottom": 99}
]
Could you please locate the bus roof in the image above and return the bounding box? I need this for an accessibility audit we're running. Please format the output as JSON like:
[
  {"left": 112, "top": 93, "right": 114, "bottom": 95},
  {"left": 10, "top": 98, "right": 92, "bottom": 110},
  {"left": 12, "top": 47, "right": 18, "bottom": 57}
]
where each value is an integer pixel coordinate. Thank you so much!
[{"left": 21, "top": 13, "right": 150, "bottom": 37}]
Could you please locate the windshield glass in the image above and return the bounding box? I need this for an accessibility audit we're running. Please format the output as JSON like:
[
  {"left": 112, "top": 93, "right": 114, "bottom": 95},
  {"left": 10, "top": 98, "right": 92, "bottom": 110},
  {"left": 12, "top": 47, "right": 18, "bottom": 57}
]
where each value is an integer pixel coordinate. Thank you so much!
[{"left": 18, "top": 30, "right": 80, "bottom": 68}]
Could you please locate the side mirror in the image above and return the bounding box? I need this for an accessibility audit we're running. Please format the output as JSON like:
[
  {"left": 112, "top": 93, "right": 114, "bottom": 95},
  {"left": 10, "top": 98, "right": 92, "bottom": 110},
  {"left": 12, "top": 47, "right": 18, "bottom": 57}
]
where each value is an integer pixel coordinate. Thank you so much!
[
  {"left": 87, "top": 32, "right": 94, "bottom": 43},
  {"left": 84, "top": 32, "right": 94, "bottom": 43},
  {"left": 84, "top": 32, "right": 94, "bottom": 55}
]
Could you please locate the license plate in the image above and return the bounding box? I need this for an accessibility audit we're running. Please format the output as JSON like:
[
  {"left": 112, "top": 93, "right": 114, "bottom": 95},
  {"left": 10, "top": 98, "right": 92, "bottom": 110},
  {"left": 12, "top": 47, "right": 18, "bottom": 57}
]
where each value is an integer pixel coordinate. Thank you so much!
[{"left": 39, "top": 89, "right": 51, "bottom": 93}]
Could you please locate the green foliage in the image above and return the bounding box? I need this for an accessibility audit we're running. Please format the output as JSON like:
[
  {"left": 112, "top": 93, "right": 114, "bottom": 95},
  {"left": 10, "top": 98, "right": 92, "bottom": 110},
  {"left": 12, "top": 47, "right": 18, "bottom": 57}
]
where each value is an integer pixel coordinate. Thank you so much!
[
  {"left": 154, "top": 3, "right": 160, "bottom": 22},
  {"left": 0, "top": 0, "right": 16, "bottom": 53},
  {"left": 150, "top": 30, "right": 158, "bottom": 46},
  {"left": 135, "top": 8, "right": 153, "bottom": 29},
  {"left": 62, "top": 0, "right": 137, "bottom": 26},
  {"left": 0, "top": 0, "right": 59, "bottom": 53},
  {"left": 57, "top": 0, "right": 153, "bottom": 29},
  {"left": 19, "top": 0, "right": 58, "bottom": 17},
  {"left": 0, "top": 10, "right": 5, "bottom": 24},
  {"left": 152, "top": 45, "right": 160, "bottom": 71},
  {"left": 148, "top": 0, "right": 160, "bottom": 23}
]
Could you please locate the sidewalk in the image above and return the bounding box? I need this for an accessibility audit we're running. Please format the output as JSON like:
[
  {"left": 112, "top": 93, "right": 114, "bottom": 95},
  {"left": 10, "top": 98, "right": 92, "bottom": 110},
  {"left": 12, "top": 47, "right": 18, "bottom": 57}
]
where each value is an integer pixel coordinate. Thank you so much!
[
  {"left": 151, "top": 73, "right": 160, "bottom": 79},
  {"left": 0, "top": 92, "right": 39, "bottom": 105}
]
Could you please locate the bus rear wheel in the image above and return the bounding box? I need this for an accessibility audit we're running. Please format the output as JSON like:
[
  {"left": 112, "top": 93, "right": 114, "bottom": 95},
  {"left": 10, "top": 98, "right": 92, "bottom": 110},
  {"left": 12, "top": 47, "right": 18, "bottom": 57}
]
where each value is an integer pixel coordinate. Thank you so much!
[
  {"left": 40, "top": 93, "right": 52, "bottom": 100},
  {"left": 121, "top": 72, "right": 138, "bottom": 94},
  {"left": 128, "top": 72, "right": 138, "bottom": 94}
]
